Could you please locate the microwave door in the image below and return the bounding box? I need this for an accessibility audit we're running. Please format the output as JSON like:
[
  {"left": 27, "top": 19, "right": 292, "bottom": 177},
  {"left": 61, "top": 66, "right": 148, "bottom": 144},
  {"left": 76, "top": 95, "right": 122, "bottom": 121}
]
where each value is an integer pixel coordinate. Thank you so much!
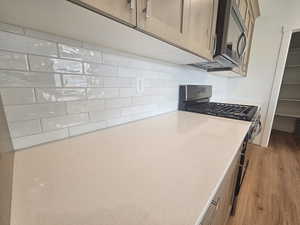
[{"left": 225, "top": 8, "right": 246, "bottom": 64}]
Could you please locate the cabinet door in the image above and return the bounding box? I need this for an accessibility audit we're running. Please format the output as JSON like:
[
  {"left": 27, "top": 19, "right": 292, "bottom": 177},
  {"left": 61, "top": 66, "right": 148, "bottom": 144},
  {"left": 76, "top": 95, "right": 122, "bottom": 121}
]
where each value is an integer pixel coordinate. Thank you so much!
[
  {"left": 70, "top": 0, "right": 137, "bottom": 26},
  {"left": 239, "top": 0, "right": 248, "bottom": 21},
  {"left": 137, "top": 0, "right": 189, "bottom": 47},
  {"left": 184, "top": 0, "right": 218, "bottom": 59},
  {"left": 242, "top": 17, "right": 254, "bottom": 74}
]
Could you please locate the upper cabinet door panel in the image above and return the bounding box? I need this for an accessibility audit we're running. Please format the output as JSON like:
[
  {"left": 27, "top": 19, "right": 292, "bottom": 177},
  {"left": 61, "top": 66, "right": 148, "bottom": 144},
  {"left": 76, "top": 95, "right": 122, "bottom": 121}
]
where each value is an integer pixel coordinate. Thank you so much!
[
  {"left": 137, "top": 0, "right": 189, "bottom": 47},
  {"left": 185, "top": 0, "right": 218, "bottom": 59},
  {"left": 239, "top": 0, "right": 248, "bottom": 21},
  {"left": 70, "top": 0, "right": 137, "bottom": 26}
]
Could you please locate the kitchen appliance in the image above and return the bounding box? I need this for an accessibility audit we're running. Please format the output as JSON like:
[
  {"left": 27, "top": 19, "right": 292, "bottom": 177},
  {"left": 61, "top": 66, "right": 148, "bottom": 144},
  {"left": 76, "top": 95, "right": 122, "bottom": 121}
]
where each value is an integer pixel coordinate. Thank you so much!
[
  {"left": 190, "top": 0, "right": 247, "bottom": 71},
  {"left": 178, "top": 85, "right": 261, "bottom": 215}
]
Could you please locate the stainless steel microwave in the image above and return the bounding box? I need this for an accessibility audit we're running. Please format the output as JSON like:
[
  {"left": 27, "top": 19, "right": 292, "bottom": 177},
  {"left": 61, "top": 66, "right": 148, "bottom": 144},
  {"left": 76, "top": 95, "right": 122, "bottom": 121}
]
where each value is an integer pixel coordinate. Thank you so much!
[{"left": 190, "top": 0, "right": 247, "bottom": 72}]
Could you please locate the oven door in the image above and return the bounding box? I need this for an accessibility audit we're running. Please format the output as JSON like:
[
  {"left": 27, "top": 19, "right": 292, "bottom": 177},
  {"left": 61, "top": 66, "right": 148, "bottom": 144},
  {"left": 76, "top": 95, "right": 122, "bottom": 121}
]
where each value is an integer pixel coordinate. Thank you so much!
[{"left": 214, "top": 0, "right": 247, "bottom": 68}]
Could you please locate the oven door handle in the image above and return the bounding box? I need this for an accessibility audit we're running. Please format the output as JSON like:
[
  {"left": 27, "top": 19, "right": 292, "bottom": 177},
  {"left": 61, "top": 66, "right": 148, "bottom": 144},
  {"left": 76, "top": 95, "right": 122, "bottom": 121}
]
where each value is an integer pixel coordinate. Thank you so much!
[{"left": 237, "top": 32, "right": 247, "bottom": 58}]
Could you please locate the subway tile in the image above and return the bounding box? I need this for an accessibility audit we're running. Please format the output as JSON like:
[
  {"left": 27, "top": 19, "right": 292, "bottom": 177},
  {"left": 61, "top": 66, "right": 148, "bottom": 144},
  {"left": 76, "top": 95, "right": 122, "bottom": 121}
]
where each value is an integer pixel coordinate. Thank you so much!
[
  {"left": 8, "top": 119, "right": 41, "bottom": 138},
  {"left": 141, "top": 70, "right": 159, "bottom": 79},
  {"left": 82, "top": 42, "right": 103, "bottom": 51},
  {"left": 58, "top": 44, "right": 102, "bottom": 63},
  {"left": 42, "top": 113, "right": 89, "bottom": 131},
  {"left": 0, "top": 22, "right": 24, "bottom": 34},
  {"left": 102, "top": 52, "right": 132, "bottom": 66},
  {"left": 158, "top": 101, "right": 178, "bottom": 114},
  {"left": 87, "top": 88, "right": 119, "bottom": 99},
  {"left": 121, "top": 104, "right": 158, "bottom": 116},
  {"left": 118, "top": 67, "right": 141, "bottom": 77},
  {"left": 86, "top": 76, "right": 104, "bottom": 87},
  {"left": 105, "top": 98, "right": 131, "bottom": 109},
  {"left": 36, "top": 88, "right": 86, "bottom": 102},
  {"left": 159, "top": 72, "right": 175, "bottom": 80},
  {"left": 69, "top": 121, "right": 107, "bottom": 136},
  {"left": 84, "top": 62, "right": 117, "bottom": 76},
  {"left": 89, "top": 109, "right": 121, "bottom": 121},
  {"left": 0, "top": 88, "right": 35, "bottom": 105},
  {"left": 0, "top": 50, "right": 28, "bottom": 70},
  {"left": 143, "top": 87, "right": 161, "bottom": 96},
  {"left": 25, "top": 28, "right": 82, "bottom": 47},
  {"left": 62, "top": 75, "right": 88, "bottom": 87},
  {"left": 66, "top": 99, "right": 105, "bottom": 114},
  {"left": 144, "top": 79, "right": 166, "bottom": 88},
  {"left": 102, "top": 52, "right": 152, "bottom": 70},
  {"left": 0, "top": 31, "right": 57, "bottom": 56},
  {"left": 5, "top": 103, "right": 66, "bottom": 122},
  {"left": 104, "top": 77, "right": 136, "bottom": 88},
  {"left": 129, "top": 111, "right": 157, "bottom": 121},
  {"left": 13, "top": 128, "right": 68, "bottom": 149},
  {"left": 0, "top": 71, "right": 61, "bottom": 87},
  {"left": 107, "top": 116, "right": 131, "bottom": 127},
  {"left": 29, "top": 55, "right": 83, "bottom": 74},
  {"left": 119, "top": 88, "right": 139, "bottom": 97},
  {"left": 132, "top": 96, "right": 158, "bottom": 106}
]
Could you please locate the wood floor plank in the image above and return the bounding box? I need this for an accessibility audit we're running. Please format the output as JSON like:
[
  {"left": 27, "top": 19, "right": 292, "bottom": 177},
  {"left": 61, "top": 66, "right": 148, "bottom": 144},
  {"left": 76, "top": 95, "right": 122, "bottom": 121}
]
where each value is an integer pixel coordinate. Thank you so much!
[{"left": 227, "top": 131, "right": 300, "bottom": 225}]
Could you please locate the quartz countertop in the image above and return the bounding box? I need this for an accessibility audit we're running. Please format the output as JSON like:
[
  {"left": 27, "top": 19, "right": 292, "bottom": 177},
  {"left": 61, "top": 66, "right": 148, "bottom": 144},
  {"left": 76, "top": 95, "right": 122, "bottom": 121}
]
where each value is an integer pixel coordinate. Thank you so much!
[{"left": 11, "top": 111, "right": 251, "bottom": 225}]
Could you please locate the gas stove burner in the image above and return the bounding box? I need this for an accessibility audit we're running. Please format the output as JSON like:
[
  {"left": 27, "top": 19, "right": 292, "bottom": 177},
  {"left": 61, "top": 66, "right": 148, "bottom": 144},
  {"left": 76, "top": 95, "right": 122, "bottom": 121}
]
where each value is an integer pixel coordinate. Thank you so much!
[
  {"left": 185, "top": 102, "right": 257, "bottom": 121},
  {"left": 179, "top": 85, "right": 258, "bottom": 122}
]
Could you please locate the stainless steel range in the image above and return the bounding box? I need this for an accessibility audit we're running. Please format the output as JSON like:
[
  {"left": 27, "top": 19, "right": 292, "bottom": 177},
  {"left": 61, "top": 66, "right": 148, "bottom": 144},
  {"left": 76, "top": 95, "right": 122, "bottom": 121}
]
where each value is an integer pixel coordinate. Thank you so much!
[{"left": 178, "top": 85, "right": 261, "bottom": 215}]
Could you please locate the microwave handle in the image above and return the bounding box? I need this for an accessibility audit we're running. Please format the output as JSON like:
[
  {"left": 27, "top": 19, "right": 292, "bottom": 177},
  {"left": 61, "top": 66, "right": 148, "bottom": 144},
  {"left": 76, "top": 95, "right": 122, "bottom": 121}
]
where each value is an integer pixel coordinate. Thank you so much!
[{"left": 237, "top": 32, "right": 247, "bottom": 57}]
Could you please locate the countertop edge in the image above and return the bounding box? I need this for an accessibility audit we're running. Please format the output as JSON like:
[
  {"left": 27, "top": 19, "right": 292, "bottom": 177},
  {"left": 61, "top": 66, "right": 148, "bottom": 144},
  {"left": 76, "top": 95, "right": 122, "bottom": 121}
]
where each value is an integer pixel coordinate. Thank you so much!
[{"left": 193, "top": 126, "right": 250, "bottom": 225}]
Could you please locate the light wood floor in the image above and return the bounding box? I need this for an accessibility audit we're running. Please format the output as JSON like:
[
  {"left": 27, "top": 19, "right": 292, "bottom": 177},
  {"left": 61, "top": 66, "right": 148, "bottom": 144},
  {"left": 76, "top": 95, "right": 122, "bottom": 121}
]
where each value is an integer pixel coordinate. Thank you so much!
[{"left": 227, "top": 131, "right": 300, "bottom": 225}]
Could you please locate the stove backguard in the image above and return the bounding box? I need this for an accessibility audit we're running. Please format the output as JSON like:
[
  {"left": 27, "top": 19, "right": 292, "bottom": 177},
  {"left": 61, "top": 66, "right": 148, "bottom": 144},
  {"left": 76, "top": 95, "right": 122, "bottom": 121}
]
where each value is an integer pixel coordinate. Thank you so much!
[{"left": 179, "top": 85, "right": 212, "bottom": 110}]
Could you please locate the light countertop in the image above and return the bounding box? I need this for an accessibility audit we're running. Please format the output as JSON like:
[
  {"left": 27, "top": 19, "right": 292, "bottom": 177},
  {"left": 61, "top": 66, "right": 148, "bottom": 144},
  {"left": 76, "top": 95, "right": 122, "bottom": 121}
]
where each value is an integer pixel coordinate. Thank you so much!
[{"left": 11, "top": 111, "right": 251, "bottom": 225}]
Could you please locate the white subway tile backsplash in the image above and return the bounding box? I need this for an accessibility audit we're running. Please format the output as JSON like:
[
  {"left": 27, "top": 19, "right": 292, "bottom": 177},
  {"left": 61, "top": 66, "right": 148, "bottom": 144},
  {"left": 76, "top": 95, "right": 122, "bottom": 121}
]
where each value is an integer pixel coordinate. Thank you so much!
[
  {"left": 42, "top": 113, "right": 89, "bottom": 131},
  {"left": 0, "top": 31, "right": 57, "bottom": 56},
  {"left": 132, "top": 96, "right": 157, "bottom": 105},
  {"left": 141, "top": 70, "right": 159, "bottom": 79},
  {"left": 25, "top": 28, "right": 82, "bottom": 47},
  {"left": 29, "top": 55, "right": 83, "bottom": 74},
  {"left": 107, "top": 116, "right": 130, "bottom": 127},
  {"left": 5, "top": 103, "right": 66, "bottom": 122},
  {"left": 59, "top": 44, "right": 102, "bottom": 63},
  {"left": 0, "top": 50, "right": 28, "bottom": 70},
  {"left": 143, "top": 87, "right": 161, "bottom": 96},
  {"left": 69, "top": 121, "right": 107, "bottom": 136},
  {"left": 119, "top": 88, "right": 139, "bottom": 97},
  {"left": 86, "top": 76, "right": 104, "bottom": 87},
  {"left": 84, "top": 62, "right": 117, "bottom": 76},
  {"left": 66, "top": 99, "right": 105, "bottom": 114},
  {"left": 105, "top": 98, "right": 131, "bottom": 109},
  {"left": 8, "top": 119, "right": 41, "bottom": 138},
  {"left": 0, "top": 22, "right": 24, "bottom": 34},
  {"left": 104, "top": 77, "right": 136, "bottom": 88},
  {"left": 0, "top": 71, "right": 61, "bottom": 87},
  {"left": 121, "top": 104, "right": 157, "bottom": 116},
  {"left": 129, "top": 111, "right": 157, "bottom": 121},
  {"left": 62, "top": 75, "right": 88, "bottom": 87},
  {"left": 102, "top": 52, "right": 132, "bottom": 66},
  {"left": 90, "top": 109, "right": 121, "bottom": 121},
  {"left": 0, "top": 88, "right": 35, "bottom": 105},
  {"left": 0, "top": 22, "right": 226, "bottom": 150},
  {"left": 36, "top": 88, "right": 86, "bottom": 102},
  {"left": 118, "top": 67, "right": 140, "bottom": 77},
  {"left": 87, "top": 88, "right": 119, "bottom": 99},
  {"left": 13, "top": 128, "right": 68, "bottom": 149}
]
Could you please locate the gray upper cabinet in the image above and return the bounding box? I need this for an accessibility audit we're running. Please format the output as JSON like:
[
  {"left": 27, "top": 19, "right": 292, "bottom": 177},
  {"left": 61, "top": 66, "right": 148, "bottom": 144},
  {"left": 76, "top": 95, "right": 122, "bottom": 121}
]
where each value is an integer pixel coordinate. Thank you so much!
[
  {"left": 69, "top": 0, "right": 137, "bottom": 26},
  {"left": 184, "top": 0, "right": 219, "bottom": 60},
  {"left": 137, "top": 0, "right": 189, "bottom": 48}
]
